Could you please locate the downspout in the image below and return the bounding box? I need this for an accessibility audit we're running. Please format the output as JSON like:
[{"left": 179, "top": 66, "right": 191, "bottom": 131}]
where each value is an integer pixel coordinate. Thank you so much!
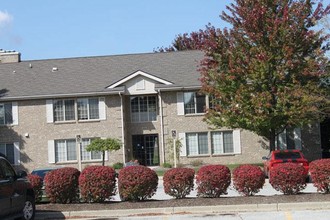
[
  {"left": 158, "top": 89, "right": 165, "bottom": 165},
  {"left": 119, "top": 92, "right": 126, "bottom": 163}
]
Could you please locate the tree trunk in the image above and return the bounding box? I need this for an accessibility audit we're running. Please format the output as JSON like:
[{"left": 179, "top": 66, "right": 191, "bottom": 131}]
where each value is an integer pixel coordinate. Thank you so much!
[
  {"left": 102, "top": 151, "right": 105, "bottom": 166},
  {"left": 269, "top": 129, "right": 276, "bottom": 152}
]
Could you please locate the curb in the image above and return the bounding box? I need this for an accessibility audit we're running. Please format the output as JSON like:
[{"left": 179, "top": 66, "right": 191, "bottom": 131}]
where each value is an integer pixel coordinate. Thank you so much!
[{"left": 35, "top": 201, "right": 330, "bottom": 219}]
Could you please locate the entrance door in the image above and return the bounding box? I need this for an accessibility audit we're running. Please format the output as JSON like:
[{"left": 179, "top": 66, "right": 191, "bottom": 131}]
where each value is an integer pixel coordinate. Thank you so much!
[
  {"left": 321, "top": 118, "right": 330, "bottom": 158},
  {"left": 132, "top": 134, "right": 159, "bottom": 166}
]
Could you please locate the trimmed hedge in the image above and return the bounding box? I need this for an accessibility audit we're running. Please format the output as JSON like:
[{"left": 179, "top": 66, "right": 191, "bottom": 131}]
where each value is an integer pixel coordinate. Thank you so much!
[
  {"left": 196, "top": 165, "right": 231, "bottom": 198},
  {"left": 79, "top": 166, "right": 117, "bottom": 202},
  {"left": 27, "top": 174, "right": 43, "bottom": 202},
  {"left": 233, "top": 164, "right": 265, "bottom": 196},
  {"left": 44, "top": 167, "right": 80, "bottom": 203},
  {"left": 118, "top": 165, "right": 158, "bottom": 201},
  {"left": 163, "top": 167, "right": 195, "bottom": 199},
  {"left": 309, "top": 159, "right": 330, "bottom": 193},
  {"left": 270, "top": 163, "right": 306, "bottom": 195}
]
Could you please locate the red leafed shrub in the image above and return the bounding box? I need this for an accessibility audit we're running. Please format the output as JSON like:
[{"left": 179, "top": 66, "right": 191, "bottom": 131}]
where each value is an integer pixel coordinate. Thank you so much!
[
  {"left": 163, "top": 168, "right": 195, "bottom": 199},
  {"left": 196, "top": 165, "right": 231, "bottom": 198},
  {"left": 79, "top": 166, "right": 117, "bottom": 202},
  {"left": 233, "top": 165, "right": 265, "bottom": 196},
  {"left": 118, "top": 165, "right": 158, "bottom": 201},
  {"left": 44, "top": 167, "right": 80, "bottom": 203},
  {"left": 309, "top": 159, "right": 330, "bottom": 193},
  {"left": 270, "top": 163, "right": 306, "bottom": 195},
  {"left": 27, "top": 174, "right": 43, "bottom": 202}
]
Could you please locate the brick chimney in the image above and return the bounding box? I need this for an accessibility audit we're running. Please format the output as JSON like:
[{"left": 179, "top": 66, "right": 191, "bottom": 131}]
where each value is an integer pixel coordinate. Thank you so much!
[{"left": 0, "top": 49, "right": 21, "bottom": 63}]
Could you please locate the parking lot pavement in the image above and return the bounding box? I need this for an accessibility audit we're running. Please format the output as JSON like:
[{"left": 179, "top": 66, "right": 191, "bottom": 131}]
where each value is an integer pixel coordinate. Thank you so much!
[{"left": 111, "top": 179, "right": 318, "bottom": 201}]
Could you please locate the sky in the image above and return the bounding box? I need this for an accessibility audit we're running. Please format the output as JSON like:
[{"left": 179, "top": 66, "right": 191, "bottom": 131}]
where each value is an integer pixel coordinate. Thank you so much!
[
  {"left": 0, "top": 0, "right": 231, "bottom": 61},
  {"left": 0, "top": 0, "right": 329, "bottom": 61}
]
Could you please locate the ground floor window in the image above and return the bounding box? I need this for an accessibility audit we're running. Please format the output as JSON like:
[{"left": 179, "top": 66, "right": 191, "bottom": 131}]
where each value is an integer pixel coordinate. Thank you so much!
[
  {"left": 52, "top": 138, "right": 103, "bottom": 163},
  {"left": 0, "top": 142, "right": 19, "bottom": 165},
  {"left": 179, "top": 130, "right": 241, "bottom": 157},
  {"left": 186, "top": 132, "right": 208, "bottom": 156},
  {"left": 211, "top": 131, "right": 234, "bottom": 154},
  {"left": 81, "top": 139, "right": 102, "bottom": 161}
]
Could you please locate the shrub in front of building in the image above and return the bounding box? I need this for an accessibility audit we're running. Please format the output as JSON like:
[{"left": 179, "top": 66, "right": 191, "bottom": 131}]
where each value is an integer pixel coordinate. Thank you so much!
[
  {"left": 196, "top": 165, "right": 231, "bottom": 198},
  {"left": 309, "top": 159, "right": 330, "bottom": 193},
  {"left": 118, "top": 165, "right": 158, "bottom": 201},
  {"left": 232, "top": 164, "right": 265, "bottom": 196},
  {"left": 270, "top": 163, "right": 306, "bottom": 195},
  {"left": 79, "top": 165, "right": 117, "bottom": 202},
  {"left": 27, "top": 174, "right": 43, "bottom": 203},
  {"left": 163, "top": 167, "right": 195, "bottom": 199},
  {"left": 44, "top": 167, "right": 80, "bottom": 203}
]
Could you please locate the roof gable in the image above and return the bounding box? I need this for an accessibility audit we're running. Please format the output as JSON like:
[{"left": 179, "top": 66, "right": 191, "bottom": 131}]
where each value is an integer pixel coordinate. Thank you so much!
[{"left": 107, "top": 70, "right": 173, "bottom": 89}]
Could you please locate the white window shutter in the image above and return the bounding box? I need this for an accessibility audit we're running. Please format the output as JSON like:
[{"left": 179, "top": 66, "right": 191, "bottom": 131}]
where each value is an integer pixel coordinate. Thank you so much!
[
  {"left": 46, "top": 100, "right": 54, "bottom": 123},
  {"left": 177, "top": 92, "right": 184, "bottom": 115},
  {"left": 104, "top": 151, "right": 109, "bottom": 161},
  {"left": 13, "top": 142, "right": 20, "bottom": 165},
  {"left": 48, "top": 140, "right": 55, "bottom": 164},
  {"left": 178, "top": 133, "right": 187, "bottom": 156},
  {"left": 12, "top": 102, "right": 18, "bottom": 125},
  {"left": 233, "top": 130, "right": 241, "bottom": 154},
  {"left": 294, "top": 128, "right": 302, "bottom": 150},
  {"left": 99, "top": 97, "right": 106, "bottom": 120}
]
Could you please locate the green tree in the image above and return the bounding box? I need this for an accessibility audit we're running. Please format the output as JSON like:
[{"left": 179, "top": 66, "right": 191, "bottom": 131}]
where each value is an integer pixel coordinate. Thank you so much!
[
  {"left": 200, "top": 0, "right": 330, "bottom": 151},
  {"left": 86, "top": 138, "right": 121, "bottom": 166}
]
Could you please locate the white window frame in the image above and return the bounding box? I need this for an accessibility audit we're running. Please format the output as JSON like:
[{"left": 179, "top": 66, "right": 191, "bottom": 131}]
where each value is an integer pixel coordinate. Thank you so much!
[
  {"left": 186, "top": 132, "right": 209, "bottom": 156},
  {"left": 81, "top": 138, "right": 102, "bottom": 161},
  {"left": 211, "top": 131, "right": 235, "bottom": 154},
  {"left": 0, "top": 142, "right": 20, "bottom": 165},
  {"left": 0, "top": 102, "right": 18, "bottom": 125},
  {"left": 178, "top": 129, "right": 241, "bottom": 157},
  {"left": 130, "top": 96, "right": 157, "bottom": 122},
  {"left": 47, "top": 97, "right": 106, "bottom": 123},
  {"left": 48, "top": 138, "right": 107, "bottom": 164}
]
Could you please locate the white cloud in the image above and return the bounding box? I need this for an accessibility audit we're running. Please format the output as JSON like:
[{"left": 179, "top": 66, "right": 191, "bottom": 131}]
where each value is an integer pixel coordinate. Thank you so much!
[{"left": 0, "top": 11, "right": 13, "bottom": 28}]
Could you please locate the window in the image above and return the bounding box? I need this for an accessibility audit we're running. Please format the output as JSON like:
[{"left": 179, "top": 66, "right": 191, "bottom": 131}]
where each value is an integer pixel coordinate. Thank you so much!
[
  {"left": 53, "top": 138, "right": 102, "bottom": 163},
  {"left": 51, "top": 97, "right": 103, "bottom": 122},
  {"left": 0, "top": 103, "right": 13, "bottom": 125},
  {"left": 179, "top": 130, "right": 240, "bottom": 157},
  {"left": 55, "top": 139, "right": 77, "bottom": 162},
  {"left": 184, "top": 92, "right": 206, "bottom": 114},
  {"left": 0, "top": 143, "right": 15, "bottom": 164},
  {"left": 277, "top": 128, "right": 301, "bottom": 150},
  {"left": 81, "top": 138, "right": 101, "bottom": 161},
  {"left": 211, "top": 131, "right": 234, "bottom": 154},
  {"left": 77, "top": 98, "right": 99, "bottom": 120},
  {"left": 54, "top": 99, "right": 75, "bottom": 121},
  {"left": 186, "top": 132, "right": 208, "bottom": 156},
  {"left": 130, "top": 96, "right": 157, "bottom": 122}
]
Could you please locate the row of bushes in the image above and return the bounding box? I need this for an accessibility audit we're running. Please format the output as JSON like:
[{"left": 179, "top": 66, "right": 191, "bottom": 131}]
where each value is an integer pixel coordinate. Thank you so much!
[{"left": 28, "top": 158, "right": 330, "bottom": 203}]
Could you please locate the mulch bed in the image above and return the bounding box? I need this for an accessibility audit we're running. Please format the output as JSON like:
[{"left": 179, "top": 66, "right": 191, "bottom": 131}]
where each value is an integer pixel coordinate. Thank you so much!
[{"left": 37, "top": 193, "right": 330, "bottom": 212}]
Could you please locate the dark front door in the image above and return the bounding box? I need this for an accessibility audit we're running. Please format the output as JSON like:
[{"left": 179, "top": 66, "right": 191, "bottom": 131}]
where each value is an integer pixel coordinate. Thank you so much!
[{"left": 132, "top": 134, "right": 159, "bottom": 166}]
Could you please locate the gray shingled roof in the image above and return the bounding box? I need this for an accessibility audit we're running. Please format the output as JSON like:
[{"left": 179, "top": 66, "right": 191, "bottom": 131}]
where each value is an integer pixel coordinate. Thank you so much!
[{"left": 0, "top": 50, "right": 204, "bottom": 100}]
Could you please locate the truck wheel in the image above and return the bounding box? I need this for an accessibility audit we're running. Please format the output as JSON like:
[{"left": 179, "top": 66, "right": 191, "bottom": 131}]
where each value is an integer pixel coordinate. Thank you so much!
[{"left": 21, "top": 195, "right": 35, "bottom": 220}]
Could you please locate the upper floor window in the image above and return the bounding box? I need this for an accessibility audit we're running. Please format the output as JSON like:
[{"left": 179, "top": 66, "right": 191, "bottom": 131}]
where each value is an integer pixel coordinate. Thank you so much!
[
  {"left": 130, "top": 96, "right": 157, "bottom": 122},
  {"left": 47, "top": 97, "right": 105, "bottom": 123},
  {"left": 54, "top": 100, "right": 75, "bottom": 121},
  {"left": 184, "top": 92, "right": 206, "bottom": 114},
  {"left": 77, "top": 98, "right": 99, "bottom": 120}
]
